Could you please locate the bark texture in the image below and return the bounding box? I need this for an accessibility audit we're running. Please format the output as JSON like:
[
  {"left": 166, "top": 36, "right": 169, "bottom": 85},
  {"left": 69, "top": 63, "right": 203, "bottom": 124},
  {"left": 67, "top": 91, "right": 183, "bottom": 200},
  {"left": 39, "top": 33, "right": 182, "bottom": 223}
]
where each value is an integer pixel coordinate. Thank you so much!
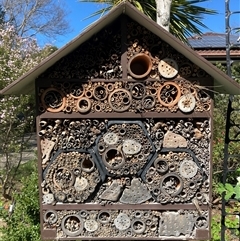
[{"left": 156, "top": 0, "right": 172, "bottom": 31}]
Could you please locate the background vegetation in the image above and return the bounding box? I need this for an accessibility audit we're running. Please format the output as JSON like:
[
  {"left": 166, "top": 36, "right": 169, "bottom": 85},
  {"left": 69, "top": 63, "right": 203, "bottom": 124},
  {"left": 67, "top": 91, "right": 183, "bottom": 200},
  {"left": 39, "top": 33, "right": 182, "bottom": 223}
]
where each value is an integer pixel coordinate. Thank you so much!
[
  {"left": 0, "top": 161, "right": 41, "bottom": 241},
  {"left": 80, "top": 0, "right": 217, "bottom": 43},
  {"left": 0, "top": 2, "right": 66, "bottom": 239}
]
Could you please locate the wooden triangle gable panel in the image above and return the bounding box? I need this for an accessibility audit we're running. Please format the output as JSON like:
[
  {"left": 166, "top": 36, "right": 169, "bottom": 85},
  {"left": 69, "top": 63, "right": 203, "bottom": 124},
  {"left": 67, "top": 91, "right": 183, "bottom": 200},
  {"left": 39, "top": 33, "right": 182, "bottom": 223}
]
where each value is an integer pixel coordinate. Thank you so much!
[
  {"left": 38, "top": 16, "right": 209, "bottom": 82},
  {"left": 1, "top": 2, "right": 239, "bottom": 95},
  {"left": 39, "top": 18, "right": 122, "bottom": 80},
  {"left": 37, "top": 16, "right": 212, "bottom": 115}
]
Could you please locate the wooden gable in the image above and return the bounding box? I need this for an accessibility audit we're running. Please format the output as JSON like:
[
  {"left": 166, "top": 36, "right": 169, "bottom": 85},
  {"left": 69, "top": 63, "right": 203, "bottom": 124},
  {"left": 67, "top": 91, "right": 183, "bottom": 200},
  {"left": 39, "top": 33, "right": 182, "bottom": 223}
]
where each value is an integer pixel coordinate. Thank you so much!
[
  {"left": 37, "top": 15, "right": 213, "bottom": 116},
  {"left": 1, "top": 3, "right": 239, "bottom": 95}
]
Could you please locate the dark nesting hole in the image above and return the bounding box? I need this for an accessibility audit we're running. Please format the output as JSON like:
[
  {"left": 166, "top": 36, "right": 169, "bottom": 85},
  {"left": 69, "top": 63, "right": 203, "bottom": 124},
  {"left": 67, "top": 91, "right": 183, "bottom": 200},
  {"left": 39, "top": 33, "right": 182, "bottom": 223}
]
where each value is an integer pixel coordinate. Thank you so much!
[{"left": 82, "top": 158, "right": 94, "bottom": 170}]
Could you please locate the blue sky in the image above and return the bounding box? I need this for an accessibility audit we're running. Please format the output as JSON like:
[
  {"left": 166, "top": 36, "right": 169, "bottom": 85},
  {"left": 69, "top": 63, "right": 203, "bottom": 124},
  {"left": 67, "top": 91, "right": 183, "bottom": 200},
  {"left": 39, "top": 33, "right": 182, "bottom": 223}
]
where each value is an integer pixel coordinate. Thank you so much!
[{"left": 50, "top": 0, "right": 240, "bottom": 48}]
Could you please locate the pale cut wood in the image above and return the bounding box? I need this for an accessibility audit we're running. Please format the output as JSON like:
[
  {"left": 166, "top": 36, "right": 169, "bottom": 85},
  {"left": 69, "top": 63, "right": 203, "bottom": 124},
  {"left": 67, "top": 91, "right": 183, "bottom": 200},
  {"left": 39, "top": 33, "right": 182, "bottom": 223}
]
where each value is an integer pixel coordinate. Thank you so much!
[{"left": 156, "top": 0, "right": 173, "bottom": 31}]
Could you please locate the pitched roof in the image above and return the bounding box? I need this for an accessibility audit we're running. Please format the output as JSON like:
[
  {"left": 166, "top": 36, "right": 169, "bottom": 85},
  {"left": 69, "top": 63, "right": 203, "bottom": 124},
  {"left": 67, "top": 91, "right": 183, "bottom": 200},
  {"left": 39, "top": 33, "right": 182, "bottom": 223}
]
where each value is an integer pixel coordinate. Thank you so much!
[
  {"left": 188, "top": 33, "right": 240, "bottom": 60},
  {"left": 1, "top": 2, "right": 240, "bottom": 95},
  {"left": 189, "top": 32, "right": 240, "bottom": 49},
  {"left": 194, "top": 49, "right": 240, "bottom": 60}
]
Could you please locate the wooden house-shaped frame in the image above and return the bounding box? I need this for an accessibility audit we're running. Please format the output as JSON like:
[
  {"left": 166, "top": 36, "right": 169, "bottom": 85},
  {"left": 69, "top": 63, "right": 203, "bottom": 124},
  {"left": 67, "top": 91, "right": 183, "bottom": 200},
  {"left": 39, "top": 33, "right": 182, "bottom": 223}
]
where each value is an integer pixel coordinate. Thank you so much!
[{"left": 1, "top": 2, "right": 240, "bottom": 240}]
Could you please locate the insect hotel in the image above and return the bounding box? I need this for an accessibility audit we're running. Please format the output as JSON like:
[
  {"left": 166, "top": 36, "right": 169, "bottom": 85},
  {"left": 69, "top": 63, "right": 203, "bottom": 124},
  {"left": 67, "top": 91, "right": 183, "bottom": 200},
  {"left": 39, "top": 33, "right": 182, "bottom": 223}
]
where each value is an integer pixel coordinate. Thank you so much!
[{"left": 1, "top": 2, "right": 240, "bottom": 240}]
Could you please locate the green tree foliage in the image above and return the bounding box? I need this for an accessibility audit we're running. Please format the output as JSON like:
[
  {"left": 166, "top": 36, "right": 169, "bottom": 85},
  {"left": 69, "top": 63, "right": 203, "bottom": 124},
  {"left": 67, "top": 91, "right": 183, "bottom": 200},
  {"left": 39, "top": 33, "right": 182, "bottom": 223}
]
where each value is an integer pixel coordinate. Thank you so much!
[
  {"left": 212, "top": 62, "right": 240, "bottom": 187},
  {"left": 0, "top": 163, "right": 41, "bottom": 241},
  {"left": 0, "top": 23, "right": 56, "bottom": 199},
  {"left": 79, "top": 0, "right": 217, "bottom": 42}
]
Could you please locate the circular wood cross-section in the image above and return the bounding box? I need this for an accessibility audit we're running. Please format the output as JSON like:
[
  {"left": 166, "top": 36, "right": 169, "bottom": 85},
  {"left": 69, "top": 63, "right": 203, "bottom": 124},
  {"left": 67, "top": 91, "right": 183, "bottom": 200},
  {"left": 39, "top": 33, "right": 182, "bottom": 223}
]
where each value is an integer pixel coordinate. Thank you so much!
[
  {"left": 157, "top": 82, "right": 181, "bottom": 107},
  {"left": 76, "top": 97, "right": 91, "bottom": 113},
  {"left": 158, "top": 58, "right": 178, "bottom": 78},
  {"left": 41, "top": 87, "right": 66, "bottom": 112},
  {"left": 178, "top": 94, "right": 196, "bottom": 113}
]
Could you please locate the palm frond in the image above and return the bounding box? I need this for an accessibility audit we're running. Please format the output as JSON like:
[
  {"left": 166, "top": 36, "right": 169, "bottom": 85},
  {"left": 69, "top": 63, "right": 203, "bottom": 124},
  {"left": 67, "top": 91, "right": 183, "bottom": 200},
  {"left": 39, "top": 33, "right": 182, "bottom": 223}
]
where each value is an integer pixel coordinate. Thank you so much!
[{"left": 78, "top": 0, "right": 217, "bottom": 42}]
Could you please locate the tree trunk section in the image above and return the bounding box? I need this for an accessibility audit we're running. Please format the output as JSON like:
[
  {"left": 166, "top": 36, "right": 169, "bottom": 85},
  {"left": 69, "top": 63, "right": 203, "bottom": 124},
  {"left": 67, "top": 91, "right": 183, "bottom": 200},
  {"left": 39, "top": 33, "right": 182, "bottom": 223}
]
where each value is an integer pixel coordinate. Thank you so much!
[{"left": 156, "top": 0, "right": 172, "bottom": 31}]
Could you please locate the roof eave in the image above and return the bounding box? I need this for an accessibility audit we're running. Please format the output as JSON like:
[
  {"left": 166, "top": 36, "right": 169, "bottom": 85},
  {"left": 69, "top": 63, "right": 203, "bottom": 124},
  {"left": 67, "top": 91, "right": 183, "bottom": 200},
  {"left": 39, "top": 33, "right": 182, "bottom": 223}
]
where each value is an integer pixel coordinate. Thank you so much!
[{"left": 1, "top": 2, "right": 240, "bottom": 95}]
